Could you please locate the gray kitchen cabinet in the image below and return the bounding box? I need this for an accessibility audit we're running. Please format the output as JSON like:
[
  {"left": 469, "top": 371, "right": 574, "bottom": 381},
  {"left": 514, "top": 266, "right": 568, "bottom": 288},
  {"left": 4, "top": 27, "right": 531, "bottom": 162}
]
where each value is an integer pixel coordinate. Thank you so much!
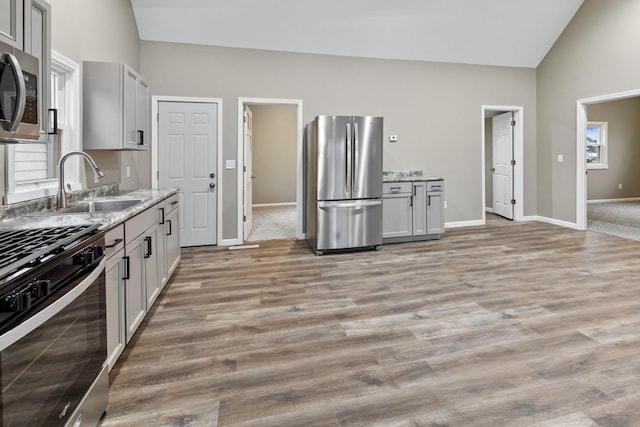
[
  {"left": 0, "top": 0, "right": 23, "bottom": 48},
  {"left": 23, "top": 0, "right": 50, "bottom": 142},
  {"left": 163, "top": 193, "right": 181, "bottom": 281},
  {"left": 383, "top": 180, "right": 444, "bottom": 244},
  {"left": 426, "top": 180, "right": 445, "bottom": 235},
  {"left": 382, "top": 183, "right": 412, "bottom": 239},
  {"left": 83, "top": 61, "right": 149, "bottom": 150},
  {"left": 144, "top": 222, "right": 162, "bottom": 308},
  {"left": 104, "top": 224, "right": 125, "bottom": 371},
  {"left": 124, "top": 231, "right": 146, "bottom": 343}
]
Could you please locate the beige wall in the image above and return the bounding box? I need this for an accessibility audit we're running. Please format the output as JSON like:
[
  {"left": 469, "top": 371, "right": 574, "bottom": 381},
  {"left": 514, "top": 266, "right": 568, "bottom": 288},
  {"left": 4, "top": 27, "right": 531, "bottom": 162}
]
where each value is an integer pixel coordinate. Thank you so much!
[
  {"left": 48, "top": 0, "right": 148, "bottom": 191},
  {"left": 250, "top": 105, "right": 297, "bottom": 205},
  {"left": 586, "top": 97, "right": 640, "bottom": 200},
  {"left": 537, "top": 0, "right": 640, "bottom": 222},
  {"left": 140, "top": 41, "right": 537, "bottom": 239}
]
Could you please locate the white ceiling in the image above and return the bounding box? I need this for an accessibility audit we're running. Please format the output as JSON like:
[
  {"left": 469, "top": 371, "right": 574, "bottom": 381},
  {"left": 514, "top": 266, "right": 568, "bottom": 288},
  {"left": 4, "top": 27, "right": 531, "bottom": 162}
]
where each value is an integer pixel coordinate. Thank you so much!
[{"left": 130, "top": 0, "right": 583, "bottom": 68}]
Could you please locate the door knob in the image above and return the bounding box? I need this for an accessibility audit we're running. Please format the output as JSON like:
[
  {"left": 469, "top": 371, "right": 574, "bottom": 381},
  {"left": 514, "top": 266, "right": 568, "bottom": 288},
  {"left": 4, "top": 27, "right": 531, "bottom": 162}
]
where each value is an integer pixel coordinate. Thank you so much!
[
  {"left": 210, "top": 173, "right": 215, "bottom": 178},
  {"left": 209, "top": 183, "right": 216, "bottom": 189}
]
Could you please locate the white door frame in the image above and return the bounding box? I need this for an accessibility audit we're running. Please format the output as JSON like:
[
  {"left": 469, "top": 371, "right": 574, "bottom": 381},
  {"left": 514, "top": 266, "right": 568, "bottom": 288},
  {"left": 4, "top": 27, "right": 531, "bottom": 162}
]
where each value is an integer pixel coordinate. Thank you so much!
[
  {"left": 576, "top": 88, "right": 640, "bottom": 230},
  {"left": 481, "top": 105, "right": 524, "bottom": 224},
  {"left": 151, "top": 95, "right": 223, "bottom": 245},
  {"left": 237, "top": 98, "right": 304, "bottom": 243}
]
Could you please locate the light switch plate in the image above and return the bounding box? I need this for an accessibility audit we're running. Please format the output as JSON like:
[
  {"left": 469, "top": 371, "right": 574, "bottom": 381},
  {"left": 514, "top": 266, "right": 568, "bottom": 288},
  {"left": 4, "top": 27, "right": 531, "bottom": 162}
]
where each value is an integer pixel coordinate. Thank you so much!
[{"left": 225, "top": 160, "right": 236, "bottom": 169}]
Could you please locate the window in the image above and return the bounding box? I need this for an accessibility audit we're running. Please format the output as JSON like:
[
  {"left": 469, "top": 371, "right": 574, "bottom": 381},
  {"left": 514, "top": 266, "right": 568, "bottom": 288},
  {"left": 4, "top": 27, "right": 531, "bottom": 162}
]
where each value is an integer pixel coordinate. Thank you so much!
[
  {"left": 586, "top": 121, "right": 608, "bottom": 169},
  {"left": 4, "top": 51, "right": 80, "bottom": 204}
]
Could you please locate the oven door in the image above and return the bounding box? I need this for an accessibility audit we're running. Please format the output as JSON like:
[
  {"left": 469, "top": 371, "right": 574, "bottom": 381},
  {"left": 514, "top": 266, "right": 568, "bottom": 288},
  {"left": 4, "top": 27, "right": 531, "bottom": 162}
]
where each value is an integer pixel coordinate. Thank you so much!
[
  {"left": 0, "top": 258, "right": 106, "bottom": 426},
  {"left": 0, "top": 39, "right": 40, "bottom": 143}
]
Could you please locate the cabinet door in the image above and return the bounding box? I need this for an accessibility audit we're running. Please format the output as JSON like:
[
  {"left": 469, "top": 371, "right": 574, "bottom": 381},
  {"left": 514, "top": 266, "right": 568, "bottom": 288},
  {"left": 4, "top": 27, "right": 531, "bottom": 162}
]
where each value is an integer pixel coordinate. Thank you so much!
[
  {"left": 0, "top": 0, "right": 23, "bottom": 48},
  {"left": 144, "top": 224, "right": 161, "bottom": 308},
  {"left": 125, "top": 235, "right": 146, "bottom": 343},
  {"left": 123, "top": 66, "right": 139, "bottom": 149},
  {"left": 157, "top": 206, "right": 168, "bottom": 289},
  {"left": 165, "top": 207, "right": 181, "bottom": 278},
  {"left": 412, "top": 182, "right": 427, "bottom": 236},
  {"left": 136, "top": 77, "right": 149, "bottom": 150},
  {"left": 382, "top": 193, "right": 413, "bottom": 239},
  {"left": 23, "top": 0, "right": 51, "bottom": 141},
  {"left": 427, "top": 192, "right": 445, "bottom": 235},
  {"left": 105, "top": 251, "right": 126, "bottom": 371}
]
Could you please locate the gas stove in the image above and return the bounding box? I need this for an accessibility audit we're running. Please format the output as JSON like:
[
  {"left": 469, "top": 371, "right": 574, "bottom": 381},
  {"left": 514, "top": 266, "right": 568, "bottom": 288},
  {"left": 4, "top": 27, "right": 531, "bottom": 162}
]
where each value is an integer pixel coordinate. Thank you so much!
[{"left": 0, "top": 224, "right": 100, "bottom": 280}]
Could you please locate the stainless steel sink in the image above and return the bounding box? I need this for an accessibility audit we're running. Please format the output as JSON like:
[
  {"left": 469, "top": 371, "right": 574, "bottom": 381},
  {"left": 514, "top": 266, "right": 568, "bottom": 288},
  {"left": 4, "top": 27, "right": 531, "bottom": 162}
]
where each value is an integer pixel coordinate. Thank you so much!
[{"left": 55, "top": 198, "right": 144, "bottom": 214}]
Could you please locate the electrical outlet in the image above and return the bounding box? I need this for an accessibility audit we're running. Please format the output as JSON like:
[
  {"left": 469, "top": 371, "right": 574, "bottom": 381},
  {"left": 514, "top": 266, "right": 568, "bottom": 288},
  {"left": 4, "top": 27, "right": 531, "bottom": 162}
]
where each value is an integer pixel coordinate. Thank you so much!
[
  {"left": 444, "top": 201, "right": 447, "bottom": 209},
  {"left": 619, "top": 183, "right": 623, "bottom": 190},
  {"left": 557, "top": 154, "right": 564, "bottom": 163},
  {"left": 126, "top": 166, "right": 130, "bottom": 178}
]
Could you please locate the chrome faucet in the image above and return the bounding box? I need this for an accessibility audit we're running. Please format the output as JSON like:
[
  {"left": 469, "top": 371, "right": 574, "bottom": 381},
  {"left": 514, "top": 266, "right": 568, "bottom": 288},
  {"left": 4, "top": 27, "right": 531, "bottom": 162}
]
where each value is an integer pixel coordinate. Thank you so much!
[{"left": 57, "top": 151, "right": 105, "bottom": 209}]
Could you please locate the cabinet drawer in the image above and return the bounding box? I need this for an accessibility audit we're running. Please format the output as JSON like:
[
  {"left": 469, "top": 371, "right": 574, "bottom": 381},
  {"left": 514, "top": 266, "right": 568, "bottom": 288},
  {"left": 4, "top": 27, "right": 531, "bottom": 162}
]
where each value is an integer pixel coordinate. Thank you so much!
[
  {"left": 125, "top": 201, "right": 161, "bottom": 245},
  {"left": 383, "top": 182, "right": 412, "bottom": 194},
  {"left": 164, "top": 193, "right": 180, "bottom": 215},
  {"left": 105, "top": 224, "right": 124, "bottom": 259},
  {"left": 427, "top": 181, "right": 444, "bottom": 192}
]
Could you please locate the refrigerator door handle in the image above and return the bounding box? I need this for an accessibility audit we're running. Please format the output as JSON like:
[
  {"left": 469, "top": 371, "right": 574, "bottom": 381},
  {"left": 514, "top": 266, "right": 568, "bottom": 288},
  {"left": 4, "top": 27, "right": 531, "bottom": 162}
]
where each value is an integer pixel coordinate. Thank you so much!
[
  {"left": 346, "top": 122, "right": 352, "bottom": 195},
  {"left": 353, "top": 121, "right": 359, "bottom": 194},
  {"left": 318, "top": 200, "right": 382, "bottom": 208}
]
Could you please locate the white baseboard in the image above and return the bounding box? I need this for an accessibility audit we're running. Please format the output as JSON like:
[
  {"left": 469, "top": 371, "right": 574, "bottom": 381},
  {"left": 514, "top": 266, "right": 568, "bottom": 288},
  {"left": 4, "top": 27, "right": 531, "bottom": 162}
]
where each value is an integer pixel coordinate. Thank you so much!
[
  {"left": 253, "top": 202, "right": 296, "bottom": 208},
  {"left": 522, "top": 215, "right": 579, "bottom": 230},
  {"left": 485, "top": 207, "right": 495, "bottom": 213},
  {"left": 587, "top": 197, "right": 640, "bottom": 204},
  {"left": 445, "top": 219, "right": 485, "bottom": 228}
]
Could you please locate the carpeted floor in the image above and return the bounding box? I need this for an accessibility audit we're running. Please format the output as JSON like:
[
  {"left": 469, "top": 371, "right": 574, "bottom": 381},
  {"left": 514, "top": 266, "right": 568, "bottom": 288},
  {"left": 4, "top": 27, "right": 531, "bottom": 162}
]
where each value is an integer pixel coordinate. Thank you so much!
[
  {"left": 587, "top": 200, "right": 640, "bottom": 241},
  {"left": 246, "top": 205, "right": 297, "bottom": 242}
]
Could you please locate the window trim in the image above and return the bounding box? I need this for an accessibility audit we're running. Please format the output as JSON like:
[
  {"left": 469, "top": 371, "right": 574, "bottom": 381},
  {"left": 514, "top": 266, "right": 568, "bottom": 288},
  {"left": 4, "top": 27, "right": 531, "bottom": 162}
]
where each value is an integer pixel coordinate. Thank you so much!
[
  {"left": 586, "top": 121, "right": 608, "bottom": 170},
  {"left": 4, "top": 50, "right": 81, "bottom": 204}
]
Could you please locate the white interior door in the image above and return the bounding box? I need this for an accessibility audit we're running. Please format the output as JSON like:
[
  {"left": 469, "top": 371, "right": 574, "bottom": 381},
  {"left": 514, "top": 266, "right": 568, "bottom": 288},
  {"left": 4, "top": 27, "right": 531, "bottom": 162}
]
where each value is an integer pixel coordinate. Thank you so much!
[
  {"left": 492, "top": 112, "right": 514, "bottom": 220},
  {"left": 159, "top": 101, "right": 218, "bottom": 246},
  {"left": 243, "top": 106, "right": 253, "bottom": 240}
]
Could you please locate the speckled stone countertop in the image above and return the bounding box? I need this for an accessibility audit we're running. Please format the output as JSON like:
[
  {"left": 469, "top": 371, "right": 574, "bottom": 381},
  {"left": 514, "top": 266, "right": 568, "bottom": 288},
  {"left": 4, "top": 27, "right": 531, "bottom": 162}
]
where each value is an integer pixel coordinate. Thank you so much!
[
  {"left": 0, "top": 188, "right": 177, "bottom": 231},
  {"left": 383, "top": 171, "right": 444, "bottom": 182}
]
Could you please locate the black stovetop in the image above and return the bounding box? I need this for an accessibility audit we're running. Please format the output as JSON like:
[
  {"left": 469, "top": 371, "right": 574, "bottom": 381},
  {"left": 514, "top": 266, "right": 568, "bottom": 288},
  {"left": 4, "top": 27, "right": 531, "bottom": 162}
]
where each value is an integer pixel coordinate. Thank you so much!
[{"left": 0, "top": 224, "right": 100, "bottom": 279}]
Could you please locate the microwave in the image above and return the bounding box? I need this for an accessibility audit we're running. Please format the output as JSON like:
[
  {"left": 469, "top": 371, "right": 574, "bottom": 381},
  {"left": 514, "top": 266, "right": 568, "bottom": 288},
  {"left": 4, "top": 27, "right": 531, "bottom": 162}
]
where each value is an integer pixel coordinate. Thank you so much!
[{"left": 0, "top": 40, "right": 42, "bottom": 143}]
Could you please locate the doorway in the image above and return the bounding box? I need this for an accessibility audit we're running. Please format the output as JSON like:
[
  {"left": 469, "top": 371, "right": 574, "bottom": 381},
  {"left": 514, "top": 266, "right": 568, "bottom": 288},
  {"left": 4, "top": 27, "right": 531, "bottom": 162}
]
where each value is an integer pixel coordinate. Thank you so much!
[
  {"left": 482, "top": 105, "right": 524, "bottom": 224},
  {"left": 151, "top": 96, "right": 223, "bottom": 246},
  {"left": 237, "top": 98, "right": 303, "bottom": 243},
  {"left": 576, "top": 89, "right": 640, "bottom": 230}
]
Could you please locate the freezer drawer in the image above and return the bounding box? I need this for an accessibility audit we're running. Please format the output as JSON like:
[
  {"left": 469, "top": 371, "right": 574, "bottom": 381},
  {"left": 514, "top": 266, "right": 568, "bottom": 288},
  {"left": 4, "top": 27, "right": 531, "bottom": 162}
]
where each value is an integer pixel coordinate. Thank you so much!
[{"left": 316, "top": 200, "right": 382, "bottom": 253}]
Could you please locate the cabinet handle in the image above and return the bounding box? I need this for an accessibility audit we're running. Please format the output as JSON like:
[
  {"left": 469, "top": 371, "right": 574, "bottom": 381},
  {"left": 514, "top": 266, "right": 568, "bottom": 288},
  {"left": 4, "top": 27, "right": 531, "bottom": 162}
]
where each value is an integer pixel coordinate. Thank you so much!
[
  {"left": 413, "top": 186, "right": 417, "bottom": 196},
  {"left": 144, "top": 236, "right": 152, "bottom": 258},
  {"left": 390, "top": 186, "right": 401, "bottom": 192},
  {"left": 410, "top": 196, "right": 413, "bottom": 207},
  {"left": 167, "top": 219, "right": 172, "bottom": 236},
  {"left": 48, "top": 108, "right": 58, "bottom": 135},
  {"left": 122, "top": 256, "right": 130, "bottom": 280},
  {"left": 171, "top": 200, "right": 178, "bottom": 205},
  {"left": 105, "top": 238, "right": 123, "bottom": 248},
  {"left": 428, "top": 196, "right": 431, "bottom": 206},
  {"left": 159, "top": 207, "right": 165, "bottom": 224}
]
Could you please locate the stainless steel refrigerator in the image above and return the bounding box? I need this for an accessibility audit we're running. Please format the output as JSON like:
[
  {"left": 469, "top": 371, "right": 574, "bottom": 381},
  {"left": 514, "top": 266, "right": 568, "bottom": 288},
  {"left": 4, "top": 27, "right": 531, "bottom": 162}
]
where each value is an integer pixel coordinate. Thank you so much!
[{"left": 305, "top": 115, "right": 383, "bottom": 255}]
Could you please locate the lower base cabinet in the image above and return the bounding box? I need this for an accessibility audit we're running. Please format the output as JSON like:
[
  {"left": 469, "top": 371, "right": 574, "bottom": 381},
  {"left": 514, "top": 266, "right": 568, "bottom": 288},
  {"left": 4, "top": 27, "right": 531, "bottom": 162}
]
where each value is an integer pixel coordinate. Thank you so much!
[
  {"left": 106, "top": 194, "right": 181, "bottom": 371},
  {"left": 383, "top": 180, "right": 444, "bottom": 244}
]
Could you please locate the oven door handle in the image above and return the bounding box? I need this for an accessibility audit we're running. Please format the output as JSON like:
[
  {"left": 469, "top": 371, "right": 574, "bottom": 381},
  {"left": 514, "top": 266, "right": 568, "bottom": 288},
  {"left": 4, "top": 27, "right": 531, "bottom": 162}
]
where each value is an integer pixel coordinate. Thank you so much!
[{"left": 0, "top": 258, "right": 106, "bottom": 352}]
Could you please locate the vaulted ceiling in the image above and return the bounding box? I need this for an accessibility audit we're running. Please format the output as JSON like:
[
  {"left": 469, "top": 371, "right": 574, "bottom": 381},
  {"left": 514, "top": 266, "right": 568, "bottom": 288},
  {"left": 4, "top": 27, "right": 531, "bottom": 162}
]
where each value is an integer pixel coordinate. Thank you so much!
[{"left": 131, "top": 0, "right": 583, "bottom": 68}]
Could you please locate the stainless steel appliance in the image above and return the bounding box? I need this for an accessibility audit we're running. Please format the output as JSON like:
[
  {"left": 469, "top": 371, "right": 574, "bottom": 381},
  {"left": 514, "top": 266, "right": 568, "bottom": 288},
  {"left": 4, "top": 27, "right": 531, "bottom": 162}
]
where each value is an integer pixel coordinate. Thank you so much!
[
  {"left": 305, "top": 115, "right": 383, "bottom": 255},
  {"left": 0, "top": 224, "right": 108, "bottom": 426},
  {"left": 0, "top": 39, "right": 41, "bottom": 143}
]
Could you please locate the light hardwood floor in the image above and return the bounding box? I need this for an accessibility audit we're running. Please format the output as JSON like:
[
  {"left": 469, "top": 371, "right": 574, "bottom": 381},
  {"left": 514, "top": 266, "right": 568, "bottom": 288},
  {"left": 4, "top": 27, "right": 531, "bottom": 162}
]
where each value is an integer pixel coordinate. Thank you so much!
[{"left": 100, "top": 215, "right": 640, "bottom": 426}]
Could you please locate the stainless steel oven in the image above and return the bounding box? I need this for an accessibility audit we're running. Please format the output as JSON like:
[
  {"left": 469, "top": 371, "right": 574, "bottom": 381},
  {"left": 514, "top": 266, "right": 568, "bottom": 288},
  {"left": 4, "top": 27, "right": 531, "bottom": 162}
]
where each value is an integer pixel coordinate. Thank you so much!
[{"left": 0, "top": 225, "right": 107, "bottom": 426}]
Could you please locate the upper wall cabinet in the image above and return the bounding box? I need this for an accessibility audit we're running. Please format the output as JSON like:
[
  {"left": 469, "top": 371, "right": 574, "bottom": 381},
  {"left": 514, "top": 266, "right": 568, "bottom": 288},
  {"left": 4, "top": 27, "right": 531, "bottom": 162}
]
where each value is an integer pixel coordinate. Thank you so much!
[
  {"left": 83, "top": 62, "right": 149, "bottom": 150},
  {"left": 1, "top": 0, "right": 51, "bottom": 142},
  {"left": 0, "top": 0, "right": 24, "bottom": 48}
]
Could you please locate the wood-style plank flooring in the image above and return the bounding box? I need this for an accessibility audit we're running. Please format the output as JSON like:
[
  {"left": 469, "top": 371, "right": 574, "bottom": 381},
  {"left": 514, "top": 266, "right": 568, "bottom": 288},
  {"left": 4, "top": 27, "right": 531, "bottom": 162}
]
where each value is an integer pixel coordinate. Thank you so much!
[{"left": 99, "top": 216, "right": 640, "bottom": 426}]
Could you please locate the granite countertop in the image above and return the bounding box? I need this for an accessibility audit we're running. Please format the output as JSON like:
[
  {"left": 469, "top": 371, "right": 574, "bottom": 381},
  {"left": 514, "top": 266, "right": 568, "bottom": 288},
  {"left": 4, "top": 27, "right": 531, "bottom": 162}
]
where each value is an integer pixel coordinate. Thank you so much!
[
  {"left": 383, "top": 171, "right": 444, "bottom": 182},
  {"left": 0, "top": 188, "right": 177, "bottom": 231}
]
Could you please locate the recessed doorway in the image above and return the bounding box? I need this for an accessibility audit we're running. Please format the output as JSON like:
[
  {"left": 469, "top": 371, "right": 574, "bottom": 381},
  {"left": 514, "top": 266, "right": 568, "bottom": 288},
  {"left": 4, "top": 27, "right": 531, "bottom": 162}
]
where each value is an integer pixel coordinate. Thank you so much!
[{"left": 237, "top": 98, "right": 303, "bottom": 243}]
